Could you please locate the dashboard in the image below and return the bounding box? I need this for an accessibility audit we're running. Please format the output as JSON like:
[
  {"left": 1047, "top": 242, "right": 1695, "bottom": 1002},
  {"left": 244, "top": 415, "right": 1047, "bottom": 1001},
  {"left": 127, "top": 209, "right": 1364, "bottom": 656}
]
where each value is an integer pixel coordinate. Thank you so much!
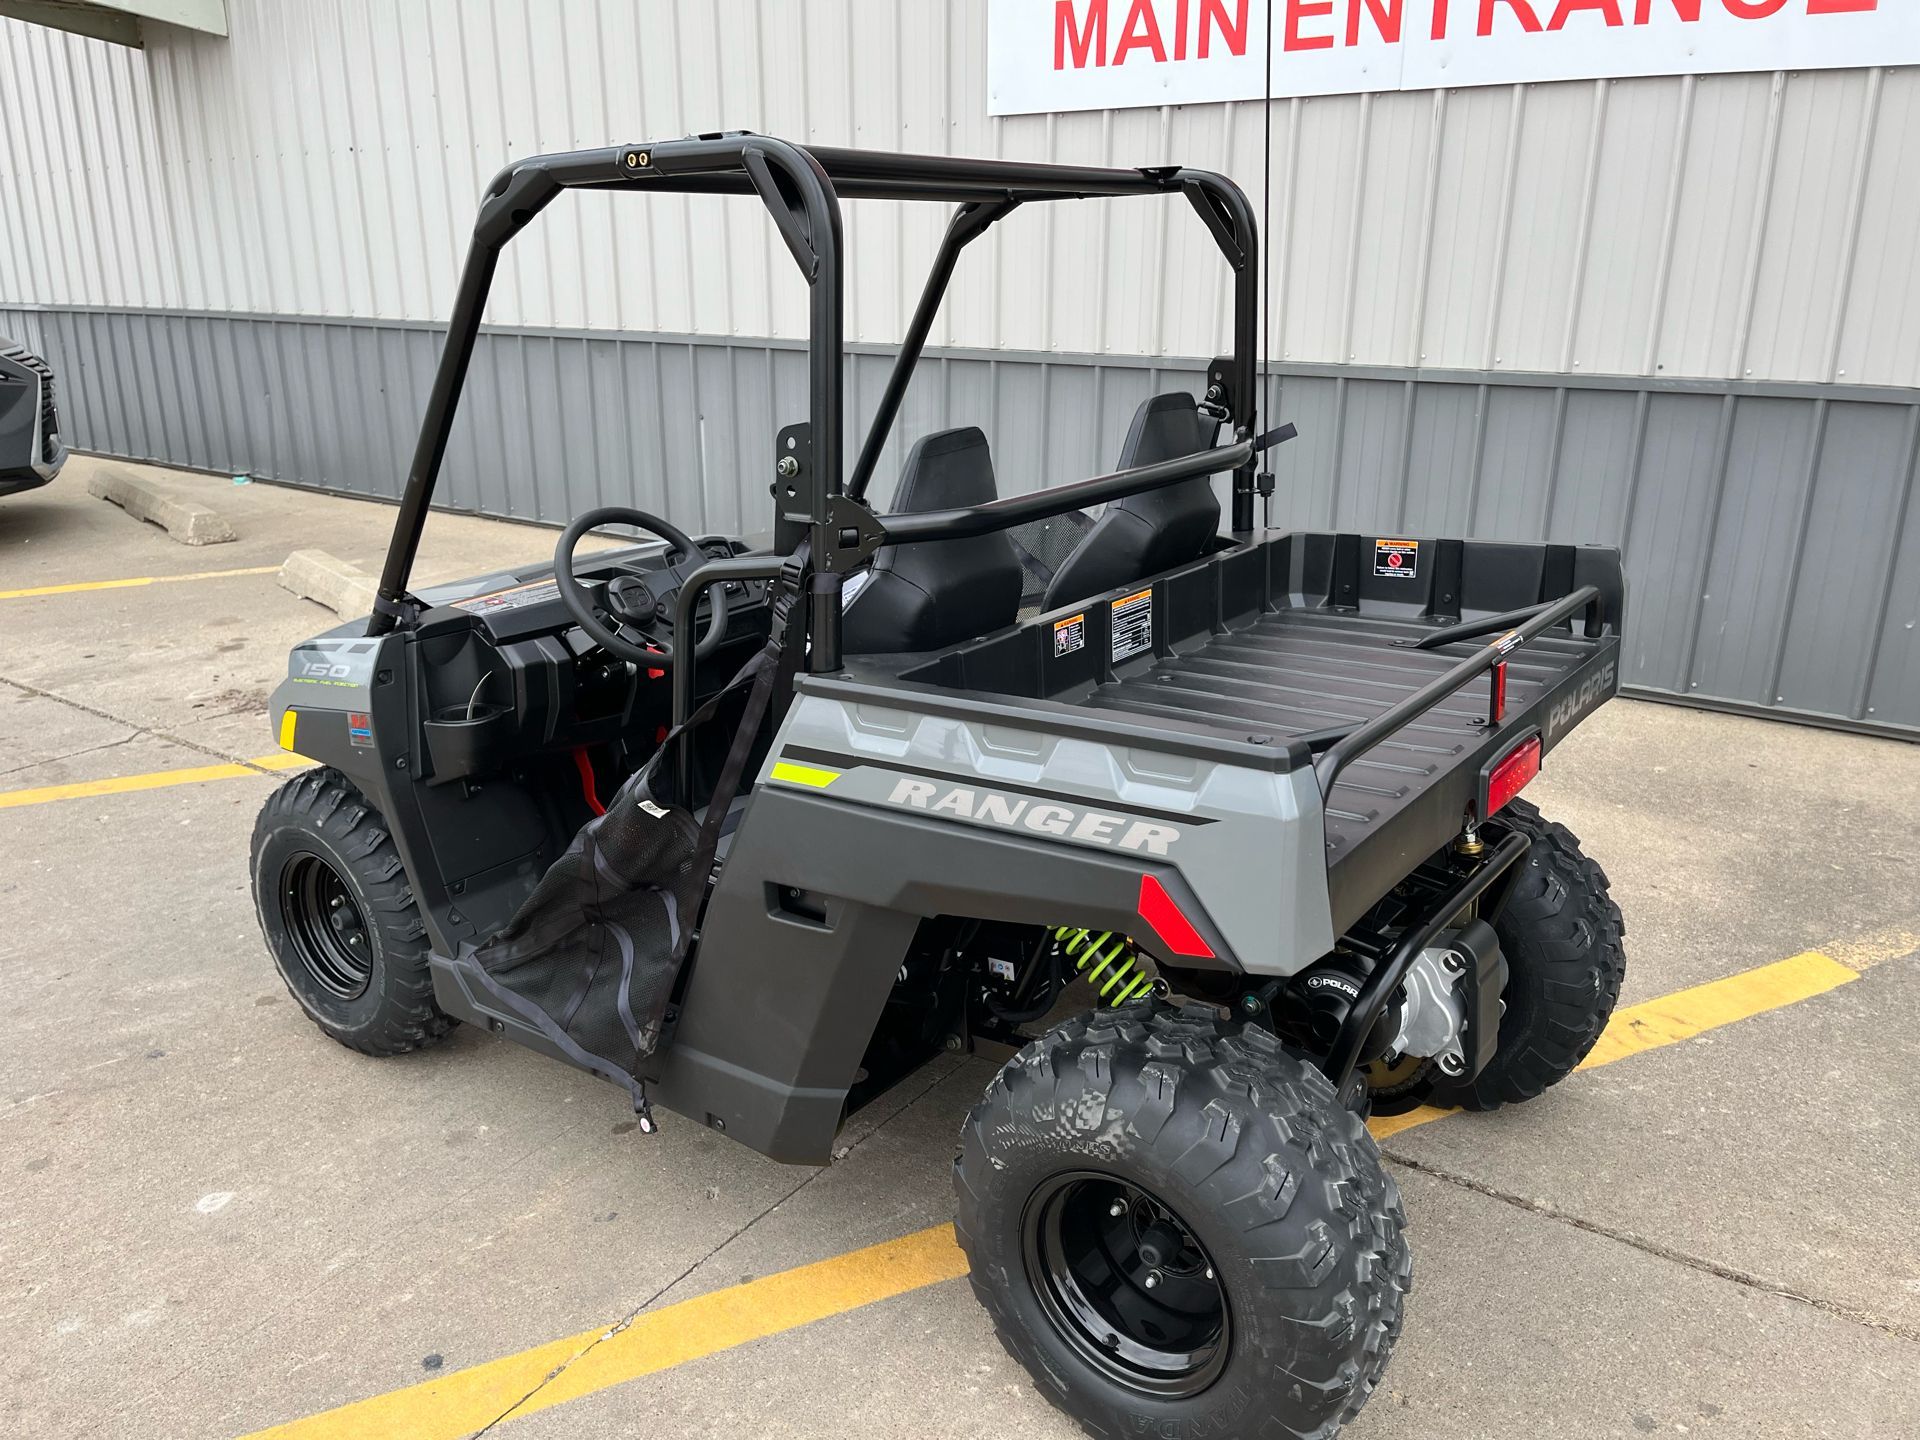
[{"left": 402, "top": 538, "right": 775, "bottom": 789}]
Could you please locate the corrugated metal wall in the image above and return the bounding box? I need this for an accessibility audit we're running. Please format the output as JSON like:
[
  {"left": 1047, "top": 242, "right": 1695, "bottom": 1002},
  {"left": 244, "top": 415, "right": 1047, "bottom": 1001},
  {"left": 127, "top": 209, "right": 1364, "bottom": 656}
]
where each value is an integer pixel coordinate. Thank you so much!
[
  {"left": 1, "top": 4, "right": 1916, "bottom": 737},
  {"left": 8, "top": 302, "right": 1914, "bottom": 738},
  {"left": 6, "top": 4, "right": 1918, "bottom": 383}
]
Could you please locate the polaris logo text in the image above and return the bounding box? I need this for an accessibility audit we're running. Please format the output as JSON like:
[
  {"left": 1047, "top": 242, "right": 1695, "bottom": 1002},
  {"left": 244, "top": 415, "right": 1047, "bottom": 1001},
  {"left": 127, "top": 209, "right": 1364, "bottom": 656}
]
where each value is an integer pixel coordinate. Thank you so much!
[
  {"left": 1546, "top": 661, "right": 1616, "bottom": 742},
  {"left": 886, "top": 779, "right": 1180, "bottom": 855}
]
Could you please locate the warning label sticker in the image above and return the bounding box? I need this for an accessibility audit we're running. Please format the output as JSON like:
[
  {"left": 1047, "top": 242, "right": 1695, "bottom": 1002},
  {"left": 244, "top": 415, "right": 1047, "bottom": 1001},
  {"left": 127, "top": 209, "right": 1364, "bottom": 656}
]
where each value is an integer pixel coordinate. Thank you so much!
[
  {"left": 1111, "top": 588, "right": 1154, "bottom": 663},
  {"left": 347, "top": 711, "right": 374, "bottom": 748},
  {"left": 452, "top": 578, "right": 561, "bottom": 613},
  {"left": 1374, "top": 538, "right": 1419, "bottom": 579},
  {"left": 1053, "top": 612, "right": 1086, "bottom": 658}
]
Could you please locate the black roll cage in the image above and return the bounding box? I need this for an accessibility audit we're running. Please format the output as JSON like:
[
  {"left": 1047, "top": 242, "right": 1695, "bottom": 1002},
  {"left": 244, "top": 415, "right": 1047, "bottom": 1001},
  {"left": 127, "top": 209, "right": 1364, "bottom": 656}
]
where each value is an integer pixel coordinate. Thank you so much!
[{"left": 368, "top": 132, "right": 1262, "bottom": 693}]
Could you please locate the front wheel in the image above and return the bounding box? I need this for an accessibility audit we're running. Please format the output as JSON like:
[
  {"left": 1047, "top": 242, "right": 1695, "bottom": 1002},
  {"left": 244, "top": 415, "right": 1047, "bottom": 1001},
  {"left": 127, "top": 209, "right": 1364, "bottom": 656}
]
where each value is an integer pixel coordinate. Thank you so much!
[
  {"left": 251, "top": 767, "right": 454, "bottom": 1057},
  {"left": 955, "top": 1003, "right": 1410, "bottom": 1440}
]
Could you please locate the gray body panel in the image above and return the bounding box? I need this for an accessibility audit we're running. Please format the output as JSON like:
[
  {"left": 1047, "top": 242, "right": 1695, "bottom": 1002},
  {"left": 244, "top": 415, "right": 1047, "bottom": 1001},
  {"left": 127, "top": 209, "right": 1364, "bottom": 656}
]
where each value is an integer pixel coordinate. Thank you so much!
[{"left": 758, "top": 689, "right": 1336, "bottom": 976}]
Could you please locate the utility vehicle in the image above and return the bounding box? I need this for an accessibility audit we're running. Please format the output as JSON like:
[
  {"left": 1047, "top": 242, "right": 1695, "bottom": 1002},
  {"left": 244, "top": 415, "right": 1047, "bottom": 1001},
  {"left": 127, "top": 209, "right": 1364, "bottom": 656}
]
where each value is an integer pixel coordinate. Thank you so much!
[
  {"left": 0, "top": 333, "right": 66, "bottom": 497},
  {"left": 251, "top": 135, "right": 1628, "bottom": 1439}
]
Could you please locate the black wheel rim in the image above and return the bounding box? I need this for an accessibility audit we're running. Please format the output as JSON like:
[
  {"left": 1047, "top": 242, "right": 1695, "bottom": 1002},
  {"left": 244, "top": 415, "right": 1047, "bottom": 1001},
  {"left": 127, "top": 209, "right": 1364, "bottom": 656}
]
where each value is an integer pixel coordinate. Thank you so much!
[
  {"left": 1022, "top": 1171, "right": 1230, "bottom": 1399},
  {"left": 279, "top": 852, "right": 373, "bottom": 1000}
]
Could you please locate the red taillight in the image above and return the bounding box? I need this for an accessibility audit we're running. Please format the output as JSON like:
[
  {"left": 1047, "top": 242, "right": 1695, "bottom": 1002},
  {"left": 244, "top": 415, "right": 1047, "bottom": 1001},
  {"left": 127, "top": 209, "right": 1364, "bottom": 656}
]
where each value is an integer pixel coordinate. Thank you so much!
[
  {"left": 1485, "top": 734, "right": 1541, "bottom": 815},
  {"left": 1137, "top": 875, "right": 1216, "bottom": 959}
]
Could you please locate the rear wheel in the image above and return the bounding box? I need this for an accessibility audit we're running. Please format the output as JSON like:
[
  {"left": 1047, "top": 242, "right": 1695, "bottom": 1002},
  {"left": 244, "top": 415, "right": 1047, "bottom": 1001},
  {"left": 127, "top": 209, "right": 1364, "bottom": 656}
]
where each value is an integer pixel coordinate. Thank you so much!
[
  {"left": 1427, "top": 798, "right": 1626, "bottom": 1110},
  {"left": 955, "top": 1002, "right": 1409, "bottom": 1440},
  {"left": 251, "top": 767, "right": 454, "bottom": 1057}
]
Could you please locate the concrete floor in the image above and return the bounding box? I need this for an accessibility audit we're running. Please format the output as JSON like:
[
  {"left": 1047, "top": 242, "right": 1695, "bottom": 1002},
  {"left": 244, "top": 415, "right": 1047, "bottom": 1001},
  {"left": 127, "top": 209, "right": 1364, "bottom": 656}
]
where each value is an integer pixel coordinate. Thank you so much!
[{"left": 3, "top": 459, "right": 1917, "bottom": 1440}]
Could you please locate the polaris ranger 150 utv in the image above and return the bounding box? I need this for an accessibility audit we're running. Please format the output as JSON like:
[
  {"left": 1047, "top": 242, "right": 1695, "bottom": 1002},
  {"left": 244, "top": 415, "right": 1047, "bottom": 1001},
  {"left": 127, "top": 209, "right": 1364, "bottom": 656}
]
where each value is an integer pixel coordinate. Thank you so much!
[{"left": 251, "top": 135, "right": 1627, "bottom": 1439}]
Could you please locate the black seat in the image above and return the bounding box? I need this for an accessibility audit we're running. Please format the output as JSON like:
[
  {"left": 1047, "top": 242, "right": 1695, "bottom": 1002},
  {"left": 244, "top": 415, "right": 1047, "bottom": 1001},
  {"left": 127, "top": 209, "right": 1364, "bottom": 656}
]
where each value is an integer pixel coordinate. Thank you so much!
[
  {"left": 842, "top": 426, "right": 1024, "bottom": 654},
  {"left": 1040, "top": 393, "right": 1220, "bottom": 612}
]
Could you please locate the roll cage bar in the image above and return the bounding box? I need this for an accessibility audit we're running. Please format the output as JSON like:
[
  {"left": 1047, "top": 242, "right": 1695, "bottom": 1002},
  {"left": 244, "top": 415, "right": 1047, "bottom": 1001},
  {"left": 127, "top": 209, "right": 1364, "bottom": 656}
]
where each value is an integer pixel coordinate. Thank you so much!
[{"left": 369, "top": 132, "right": 1264, "bottom": 686}]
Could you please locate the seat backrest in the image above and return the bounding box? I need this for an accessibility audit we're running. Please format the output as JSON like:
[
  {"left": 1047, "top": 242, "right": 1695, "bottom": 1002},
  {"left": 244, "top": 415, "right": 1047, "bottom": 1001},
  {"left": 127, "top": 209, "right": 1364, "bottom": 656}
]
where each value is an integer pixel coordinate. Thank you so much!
[
  {"left": 842, "top": 426, "right": 1025, "bottom": 654},
  {"left": 1040, "top": 393, "right": 1220, "bottom": 612}
]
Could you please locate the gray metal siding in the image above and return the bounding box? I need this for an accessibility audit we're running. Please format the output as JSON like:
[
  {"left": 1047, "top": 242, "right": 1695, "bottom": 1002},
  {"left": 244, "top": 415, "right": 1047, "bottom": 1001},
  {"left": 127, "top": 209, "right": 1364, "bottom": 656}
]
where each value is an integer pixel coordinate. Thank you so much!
[
  {"left": 5, "top": 9, "right": 1920, "bottom": 386},
  {"left": 7, "top": 304, "right": 1915, "bottom": 738}
]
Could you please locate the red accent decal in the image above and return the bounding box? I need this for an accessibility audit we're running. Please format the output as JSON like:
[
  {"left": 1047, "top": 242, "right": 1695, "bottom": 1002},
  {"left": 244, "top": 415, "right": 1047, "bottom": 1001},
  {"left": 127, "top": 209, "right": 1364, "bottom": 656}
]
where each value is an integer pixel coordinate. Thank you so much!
[{"left": 1137, "top": 874, "right": 1216, "bottom": 959}]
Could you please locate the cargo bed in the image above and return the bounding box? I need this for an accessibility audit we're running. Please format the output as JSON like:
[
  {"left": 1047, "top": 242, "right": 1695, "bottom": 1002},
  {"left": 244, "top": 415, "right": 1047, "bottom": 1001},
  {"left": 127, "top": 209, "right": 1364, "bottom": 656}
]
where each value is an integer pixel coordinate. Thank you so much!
[{"left": 852, "top": 530, "right": 1626, "bottom": 930}]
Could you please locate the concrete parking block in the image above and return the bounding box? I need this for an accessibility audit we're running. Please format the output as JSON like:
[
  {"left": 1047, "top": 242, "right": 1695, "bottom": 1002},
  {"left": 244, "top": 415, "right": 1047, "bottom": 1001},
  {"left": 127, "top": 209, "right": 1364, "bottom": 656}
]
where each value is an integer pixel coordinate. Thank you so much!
[
  {"left": 86, "top": 465, "right": 237, "bottom": 546},
  {"left": 276, "top": 548, "right": 379, "bottom": 618}
]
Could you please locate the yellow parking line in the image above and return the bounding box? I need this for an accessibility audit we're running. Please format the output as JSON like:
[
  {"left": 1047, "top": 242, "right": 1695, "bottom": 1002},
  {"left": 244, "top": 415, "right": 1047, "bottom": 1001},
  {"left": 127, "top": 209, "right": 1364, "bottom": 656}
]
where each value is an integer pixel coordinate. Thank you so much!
[
  {"left": 238, "top": 1224, "right": 969, "bottom": 1440},
  {"left": 235, "top": 943, "right": 1875, "bottom": 1440},
  {"left": 1370, "top": 948, "right": 1860, "bottom": 1140},
  {"left": 0, "top": 564, "right": 279, "bottom": 600},
  {"left": 0, "top": 752, "right": 311, "bottom": 809}
]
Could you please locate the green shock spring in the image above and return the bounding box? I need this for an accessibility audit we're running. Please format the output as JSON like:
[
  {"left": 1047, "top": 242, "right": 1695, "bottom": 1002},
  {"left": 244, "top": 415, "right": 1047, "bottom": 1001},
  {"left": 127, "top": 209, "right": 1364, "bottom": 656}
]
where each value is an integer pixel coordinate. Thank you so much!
[{"left": 1053, "top": 927, "right": 1158, "bottom": 1007}]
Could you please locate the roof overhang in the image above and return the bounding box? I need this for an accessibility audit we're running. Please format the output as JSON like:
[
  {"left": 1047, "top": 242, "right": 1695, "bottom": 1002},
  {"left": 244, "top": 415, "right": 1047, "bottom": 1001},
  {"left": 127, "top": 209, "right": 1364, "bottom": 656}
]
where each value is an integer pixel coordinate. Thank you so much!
[{"left": 0, "top": 0, "right": 226, "bottom": 48}]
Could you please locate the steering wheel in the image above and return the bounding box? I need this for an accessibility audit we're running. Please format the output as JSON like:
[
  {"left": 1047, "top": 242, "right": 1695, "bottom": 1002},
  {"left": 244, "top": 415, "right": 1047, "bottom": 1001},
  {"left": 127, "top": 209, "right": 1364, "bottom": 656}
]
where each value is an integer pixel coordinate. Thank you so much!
[{"left": 553, "top": 506, "right": 729, "bottom": 668}]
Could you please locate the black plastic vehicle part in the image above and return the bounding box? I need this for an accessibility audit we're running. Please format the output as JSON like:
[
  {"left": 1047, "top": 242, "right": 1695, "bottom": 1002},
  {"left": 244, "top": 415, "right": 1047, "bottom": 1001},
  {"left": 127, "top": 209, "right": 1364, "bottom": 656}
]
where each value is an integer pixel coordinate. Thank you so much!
[
  {"left": 1311, "top": 583, "right": 1602, "bottom": 794},
  {"left": 365, "top": 133, "right": 1263, "bottom": 669},
  {"left": 1448, "top": 917, "right": 1510, "bottom": 1084},
  {"left": 551, "top": 506, "right": 730, "bottom": 667}
]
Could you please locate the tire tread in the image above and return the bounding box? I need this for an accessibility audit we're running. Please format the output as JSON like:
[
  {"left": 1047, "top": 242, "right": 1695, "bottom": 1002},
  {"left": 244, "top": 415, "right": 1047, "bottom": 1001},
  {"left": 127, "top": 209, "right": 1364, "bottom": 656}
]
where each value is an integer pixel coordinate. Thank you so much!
[
  {"left": 252, "top": 767, "right": 454, "bottom": 1057},
  {"left": 1434, "top": 798, "right": 1626, "bottom": 1110},
  {"left": 955, "top": 1001, "right": 1409, "bottom": 1440}
]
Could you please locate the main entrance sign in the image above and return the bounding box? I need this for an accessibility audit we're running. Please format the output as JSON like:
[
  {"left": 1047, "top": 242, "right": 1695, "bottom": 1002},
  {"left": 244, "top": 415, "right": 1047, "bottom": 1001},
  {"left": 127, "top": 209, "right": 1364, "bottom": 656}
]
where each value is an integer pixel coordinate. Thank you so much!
[{"left": 988, "top": 0, "right": 1917, "bottom": 114}]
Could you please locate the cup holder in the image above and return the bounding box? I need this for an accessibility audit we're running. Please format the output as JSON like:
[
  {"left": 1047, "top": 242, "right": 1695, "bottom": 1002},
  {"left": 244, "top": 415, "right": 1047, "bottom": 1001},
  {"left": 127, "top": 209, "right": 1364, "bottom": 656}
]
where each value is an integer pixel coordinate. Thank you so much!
[{"left": 424, "top": 701, "right": 513, "bottom": 781}]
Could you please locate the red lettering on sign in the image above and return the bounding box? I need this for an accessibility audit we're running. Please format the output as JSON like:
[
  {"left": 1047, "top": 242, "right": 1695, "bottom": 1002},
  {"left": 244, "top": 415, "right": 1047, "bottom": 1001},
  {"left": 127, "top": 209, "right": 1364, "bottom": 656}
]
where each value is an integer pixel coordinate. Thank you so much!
[
  {"left": 1549, "top": 0, "right": 1624, "bottom": 25},
  {"left": 1049, "top": 0, "right": 1871, "bottom": 79},
  {"left": 1287, "top": 0, "right": 1336, "bottom": 48},
  {"left": 1347, "top": 0, "right": 1404, "bottom": 45},
  {"left": 1114, "top": 0, "right": 1169, "bottom": 61},
  {"left": 1054, "top": 0, "right": 1107, "bottom": 69},
  {"left": 1633, "top": 0, "right": 1701, "bottom": 20},
  {"left": 1480, "top": 0, "right": 1545, "bottom": 35},
  {"left": 1198, "top": 0, "right": 1249, "bottom": 57}
]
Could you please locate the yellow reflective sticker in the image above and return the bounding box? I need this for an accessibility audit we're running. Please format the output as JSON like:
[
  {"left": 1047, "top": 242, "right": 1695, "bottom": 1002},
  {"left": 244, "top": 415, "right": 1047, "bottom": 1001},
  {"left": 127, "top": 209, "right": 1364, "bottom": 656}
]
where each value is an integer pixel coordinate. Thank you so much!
[
  {"left": 769, "top": 760, "right": 840, "bottom": 788},
  {"left": 278, "top": 710, "right": 298, "bottom": 752}
]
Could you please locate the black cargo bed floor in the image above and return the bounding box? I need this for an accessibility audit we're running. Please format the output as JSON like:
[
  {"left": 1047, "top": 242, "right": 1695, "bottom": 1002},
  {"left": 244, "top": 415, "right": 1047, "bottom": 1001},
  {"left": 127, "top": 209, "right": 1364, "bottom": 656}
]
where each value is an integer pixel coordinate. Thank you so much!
[{"left": 1082, "top": 608, "right": 1601, "bottom": 866}]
